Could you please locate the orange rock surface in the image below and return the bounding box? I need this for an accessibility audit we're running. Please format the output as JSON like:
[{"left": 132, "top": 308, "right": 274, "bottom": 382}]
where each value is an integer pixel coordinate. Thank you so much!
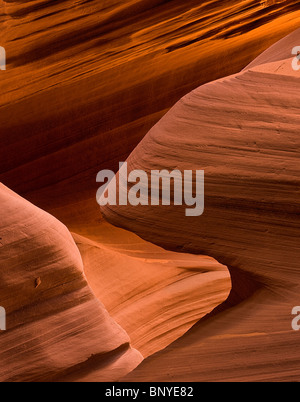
[
  {"left": 0, "top": 183, "right": 142, "bottom": 381},
  {"left": 102, "top": 29, "right": 300, "bottom": 381},
  {"left": 0, "top": 0, "right": 300, "bottom": 382}
]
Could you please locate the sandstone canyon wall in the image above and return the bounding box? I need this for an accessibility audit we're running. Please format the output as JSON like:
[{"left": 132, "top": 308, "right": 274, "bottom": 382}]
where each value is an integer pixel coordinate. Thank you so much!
[
  {"left": 0, "top": 0, "right": 300, "bottom": 382},
  {"left": 102, "top": 28, "right": 300, "bottom": 382}
]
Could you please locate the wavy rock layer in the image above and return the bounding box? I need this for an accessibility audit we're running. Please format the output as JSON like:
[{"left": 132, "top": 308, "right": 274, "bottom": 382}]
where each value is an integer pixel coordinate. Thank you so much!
[
  {"left": 1, "top": 0, "right": 300, "bottom": 220},
  {"left": 0, "top": 0, "right": 300, "bottom": 382},
  {"left": 0, "top": 182, "right": 230, "bottom": 380},
  {"left": 73, "top": 227, "right": 230, "bottom": 358},
  {"left": 101, "top": 29, "right": 300, "bottom": 381},
  {"left": 0, "top": 184, "right": 142, "bottom": 382}
]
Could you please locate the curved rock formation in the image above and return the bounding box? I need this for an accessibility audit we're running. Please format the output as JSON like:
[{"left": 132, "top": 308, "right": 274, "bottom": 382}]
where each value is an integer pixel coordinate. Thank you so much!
[
  {"left": 101, "top": 29, "right": 300, "bottom": 381},
  {"left": 0, "top": 182, "right": 230, "bottom": 380},
  {"left": 0, "top": 183, "right": 142, "bottom": 382},
  {"left": 1, "top": 0, "right": 300, "bottom": 222},
  {"left": 1, "top": 0, "right": 300, "bottom": 383},
  {"left": 74, "top": 227, "right": 230, "bottom": 358}
]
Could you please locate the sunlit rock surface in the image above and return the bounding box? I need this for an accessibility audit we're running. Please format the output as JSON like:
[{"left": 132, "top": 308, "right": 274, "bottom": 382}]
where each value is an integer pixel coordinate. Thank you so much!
[
  {"left": 0, "top": 0, "right": 300, "bottom": 382},
  {"left": 102, "top": 29, "right": 300, "bottom": 382},
  {"left": 0, "top": 184, "right": 142, "bottom": 382}
]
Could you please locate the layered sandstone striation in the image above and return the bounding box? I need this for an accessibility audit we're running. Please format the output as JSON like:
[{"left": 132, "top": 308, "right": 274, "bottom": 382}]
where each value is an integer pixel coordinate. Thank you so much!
[
  {"left": 0, "top": 183, "right": 230, "bottom": 380},
  {"left": 0, "top": 183, "right": 142, "bottom": 381},
  {"left": 101, "top": 29, "right": 300, "bottom": 381},
  {"left": 74, "top": 228, "right": 230, "bottom": 358},
  {"left": 1, "top": 0, "right": 300, "bottom": 222},
  {"left": 0, "top": 0, "right": 300, "bottom": 382}
]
